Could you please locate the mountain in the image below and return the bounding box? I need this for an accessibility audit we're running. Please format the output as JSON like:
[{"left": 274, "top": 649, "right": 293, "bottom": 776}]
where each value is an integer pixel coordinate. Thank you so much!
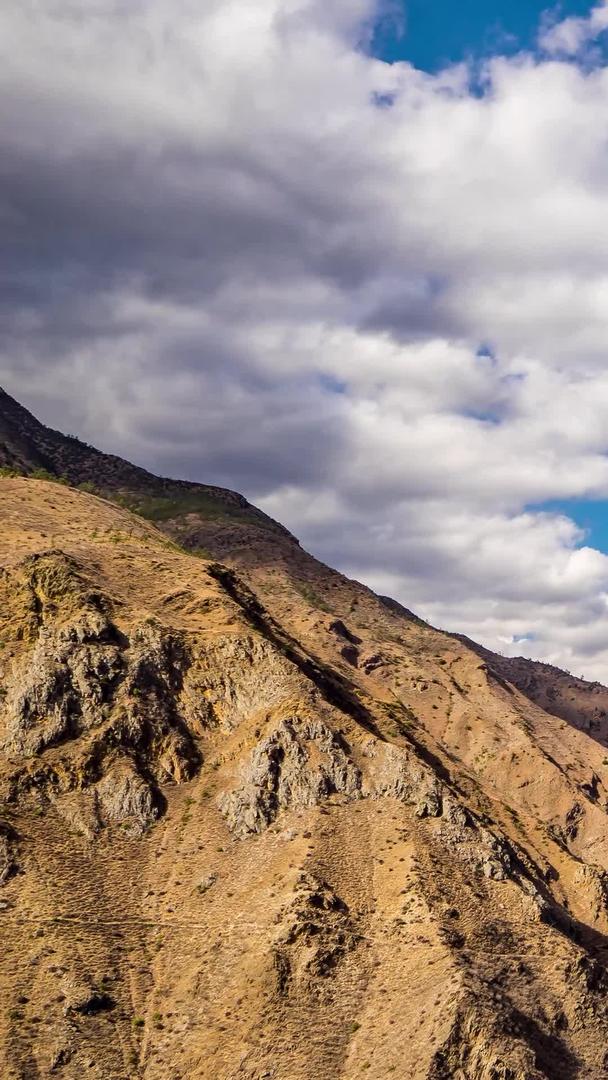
[
  {"left": 1, "top": 389, "right": 608, "bottom": 1078},
  {"left": 0, "top": 387, "right": 292, "bottom": 541}
]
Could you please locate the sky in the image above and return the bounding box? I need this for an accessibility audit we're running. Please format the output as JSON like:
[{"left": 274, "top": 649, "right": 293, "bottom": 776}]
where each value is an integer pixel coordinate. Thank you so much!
[
  {"left": 374, "top": 1, "right": 595, "bottom": 70},
  {"left": 3, "top": 2, "right": 608, "bottom": 680}
]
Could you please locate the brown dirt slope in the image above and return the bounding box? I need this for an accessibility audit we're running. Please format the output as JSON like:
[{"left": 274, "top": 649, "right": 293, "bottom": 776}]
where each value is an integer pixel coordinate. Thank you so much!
[{"left": 1, "top": 476, "right": 608, "bottom": 1080}]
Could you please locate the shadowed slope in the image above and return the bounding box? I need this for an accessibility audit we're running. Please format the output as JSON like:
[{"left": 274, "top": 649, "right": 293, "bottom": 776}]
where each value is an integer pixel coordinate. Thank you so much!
[{"left": 0, "top": 387, "right": 292, "bottom": 542}]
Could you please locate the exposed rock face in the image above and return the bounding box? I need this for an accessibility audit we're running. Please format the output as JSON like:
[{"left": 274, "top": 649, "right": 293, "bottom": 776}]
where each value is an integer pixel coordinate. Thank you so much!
[
  {"left": 95, "top": 763, "right": 158, "bottom": 835},
  {"left": 274, "top": 873, "right": 359, "bottom": 983},
  {"left": 2, "top": 442, "right": 608, "bottom": 1075},
  {"left": 429, "top": 1004, "right": 549, "bottom": 1080},
  {"left": 573, "top": 864, "right": 608, "bottom": 920},
  {"left": 115, "top": 622, "right": 201, "bottom": 785},
  {"left": 364, "top": 740, "right": 444, "bottom": 815},
  {"left": 3, "top": 609, "right": 123, "bottom": 756},
  {"left": 219, "top": 716, "right": 361, "bottom": 836},
  {"left": 0, "top": 557, "right": 205, "bottom": 815},
  {"left": 0, "top": 823, "right": 16, "bottom": 885},
  {"left": 186, "top": 634, "right": 300, "bottom": 733}
]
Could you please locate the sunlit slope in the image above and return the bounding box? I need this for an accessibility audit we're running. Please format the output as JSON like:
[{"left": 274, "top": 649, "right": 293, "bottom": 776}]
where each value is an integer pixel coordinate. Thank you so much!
[{"left": 0, "top": 478, "right": 606, "bottom": 1076}]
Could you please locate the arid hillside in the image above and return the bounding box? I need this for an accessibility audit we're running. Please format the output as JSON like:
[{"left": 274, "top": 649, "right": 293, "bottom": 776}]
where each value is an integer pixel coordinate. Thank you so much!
[{"left": 2, "top": 404, "right": 608, "bottom": 1077}]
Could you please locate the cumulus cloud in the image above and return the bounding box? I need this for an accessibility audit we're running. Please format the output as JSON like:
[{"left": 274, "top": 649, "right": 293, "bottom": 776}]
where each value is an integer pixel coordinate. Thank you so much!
[
  {"left": 3, "top": 1, "right": 608, "bottom": 677},
  {"left": 539, "top": 1, "right": 608, "bottom": 56}
]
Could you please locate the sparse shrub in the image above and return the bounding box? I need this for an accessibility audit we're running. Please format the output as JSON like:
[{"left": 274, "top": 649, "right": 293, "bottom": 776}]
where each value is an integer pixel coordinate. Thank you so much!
[
  {"left": 294, "top": 583, "right": 333, "bottom": 613},
  {"left": 29, "top": 467, "right": 70, "bottom": 485}
]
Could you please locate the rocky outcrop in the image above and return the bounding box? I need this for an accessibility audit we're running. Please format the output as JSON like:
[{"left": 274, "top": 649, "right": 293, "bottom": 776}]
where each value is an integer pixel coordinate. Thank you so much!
[
  {"left": 95, "top": 762, "right": 158, "bottom": 835},
  {"left": 2, "top": 610, "right": 124, "bottom": 756},
  {"left": 184, "top": 634, "right": 299, "bottom": 733},
  {"left": 219, "top": 716, "right": 362, "bottom": 836},
  {"left": 0, "top": 822, "right": 16, "bottom": 884},
  {"left": 0, "top": 559, "right": 204, "bottom": 808},
  {"left": 273, "top": 873, "right": 359, "bottom": 985},
  {"left": 429, "top": 1002, "right": 550, "bottom": 1080},
  {"left": 573, "top": 864, "right": 608, "bottom": 920},
  {"left": 110, "top": 622, "right": 201, "bottom": 785},
  {"left": 364, "top": 740, "right": 444, "bottom": 816},
  {"left": 60, "top": 974, "right": 115, "bottom": 1017}
]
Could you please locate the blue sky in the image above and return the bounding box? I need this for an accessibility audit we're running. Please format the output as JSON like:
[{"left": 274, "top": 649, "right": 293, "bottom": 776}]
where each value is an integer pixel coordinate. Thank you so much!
[
  {"left": 533, "top": 500, "right": 608, "bottom": 554},
  {"left": 373, "top": 1, "right": 593, "bottom": 70}
]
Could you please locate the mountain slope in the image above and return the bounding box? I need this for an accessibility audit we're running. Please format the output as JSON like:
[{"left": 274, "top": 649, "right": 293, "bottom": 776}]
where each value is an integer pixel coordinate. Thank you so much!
[
  {"left": 457, "top": 634, "right": 608, "bottom": 741},
  {"left": 0, "top": 388, "right": 293, "bottom": 542},
  {"left": 1, "top": 395, "right": 608, "bottom": 1077}
]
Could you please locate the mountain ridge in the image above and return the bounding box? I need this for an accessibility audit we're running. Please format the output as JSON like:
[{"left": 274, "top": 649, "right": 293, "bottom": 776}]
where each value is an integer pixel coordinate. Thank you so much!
[
  {"left": 1, "top": 390, "right": 608, "bottom": 1077},
  {"left": 0, "top": 387, "right": 295, "bottom": 543}
]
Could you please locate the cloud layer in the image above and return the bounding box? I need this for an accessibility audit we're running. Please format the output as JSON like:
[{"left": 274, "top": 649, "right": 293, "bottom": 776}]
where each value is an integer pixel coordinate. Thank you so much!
[
  {"left": 539, "top": 1, "right": 608, "bottom": 56},
  {"left": 3, "top": 0, "right": 608, "bottom": 678}
]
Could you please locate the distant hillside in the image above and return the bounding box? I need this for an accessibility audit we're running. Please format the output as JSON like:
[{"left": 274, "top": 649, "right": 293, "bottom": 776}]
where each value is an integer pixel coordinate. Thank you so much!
[{"left": 0, "top": 387, "right": 293, "bottom": 540}]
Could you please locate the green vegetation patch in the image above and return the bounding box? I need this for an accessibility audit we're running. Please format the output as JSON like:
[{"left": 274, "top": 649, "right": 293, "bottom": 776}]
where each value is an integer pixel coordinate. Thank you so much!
[
  {"left": 113, "top": 490, "right": 279, "bottom": 533},
  {"left": 293, "top": 582, "right": 334, "bottom": 614}
]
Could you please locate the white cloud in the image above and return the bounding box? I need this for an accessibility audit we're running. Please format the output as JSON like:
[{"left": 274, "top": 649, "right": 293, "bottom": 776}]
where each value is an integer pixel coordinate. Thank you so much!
[
  {"left": 3, "top": 1, "right": 608, "bottom": 677},
  {"left": 539, "top": 1, "right": 608, "bottom": 56}
]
